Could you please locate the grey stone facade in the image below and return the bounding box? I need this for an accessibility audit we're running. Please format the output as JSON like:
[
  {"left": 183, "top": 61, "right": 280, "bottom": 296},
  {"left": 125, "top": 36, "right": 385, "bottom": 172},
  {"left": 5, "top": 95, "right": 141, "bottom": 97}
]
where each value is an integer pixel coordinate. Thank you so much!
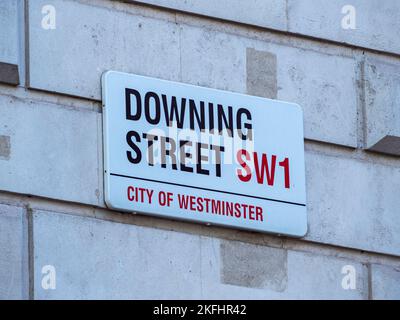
[{"left": 0, "top": 0, "right": 399, "bottom": 299}]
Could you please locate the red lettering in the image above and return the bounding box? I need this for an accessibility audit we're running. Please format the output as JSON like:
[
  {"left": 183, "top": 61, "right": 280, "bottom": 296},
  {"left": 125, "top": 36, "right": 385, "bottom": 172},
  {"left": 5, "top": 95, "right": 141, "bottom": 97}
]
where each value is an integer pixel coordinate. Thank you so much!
[
  {"left": 127, "top": 186, "right": 154, "bottom": 203},
  {"left": 279, "top": 157, "right": 290, "bottom": 189},
  {"left": 190, "top": 196, "right": 196, "bottom": 211},
  {"left": 236, "top": 149, "right": 252, "bottom": 182},
  {"left": 127, "top": 186, "right": 135, "bottom": 201},
  {"left": 253, "top": 153, "right": 276, "bottom": 186},
  {"left": 178, "top": 194, "right": 189, "bottom": 209},
  {"left": 256, "top": 206, "right": 263, "bottom": 222}
]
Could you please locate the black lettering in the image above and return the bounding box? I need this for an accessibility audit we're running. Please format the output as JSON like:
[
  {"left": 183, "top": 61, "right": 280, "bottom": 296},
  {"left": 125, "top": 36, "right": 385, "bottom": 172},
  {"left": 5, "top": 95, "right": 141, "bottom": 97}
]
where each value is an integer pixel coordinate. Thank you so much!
[
  {"left": 196, "top": 142, "right": 209, "bottom": 175},
  {"left": 126, "top": 130, "right": 142, "bottom": 164},
  {"left": 162, "top": 94, "right": 186, "bottom": 128},
  {"left": 180, "top": 140, "right": 193, "bottom": 173},
  {"left": 217, "top": 104, "right": 233, "bottom": 137},
  {"left": 142, "top": 133, "right": 158, "bottom": 166},
  {"left": 236, "top": 108, "right": 253, "bottom": 141},
  {"left": 125, "top": 88, "right": 142, "bottom": 121},
  {"left": 208, "top": 102, "right": 215, "bottom": 134},
  {"left": 144, "top": 92, "right": 161, "bottom": 125},
  {"left": 189, "top": 100, "right": 205, "bottom": 131},
  {"left": 161, "top": 136, "right": 177, "bottom": 170},
  {"left": 210, "top": 144, "right": 225, "bottom": 177}
]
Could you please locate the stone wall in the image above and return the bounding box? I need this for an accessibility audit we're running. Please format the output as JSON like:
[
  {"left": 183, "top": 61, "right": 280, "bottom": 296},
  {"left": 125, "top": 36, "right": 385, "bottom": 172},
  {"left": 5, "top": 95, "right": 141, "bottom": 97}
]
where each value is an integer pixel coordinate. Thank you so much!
[{"left": 0, "top": 0, "right": 399, "bottom": 299}]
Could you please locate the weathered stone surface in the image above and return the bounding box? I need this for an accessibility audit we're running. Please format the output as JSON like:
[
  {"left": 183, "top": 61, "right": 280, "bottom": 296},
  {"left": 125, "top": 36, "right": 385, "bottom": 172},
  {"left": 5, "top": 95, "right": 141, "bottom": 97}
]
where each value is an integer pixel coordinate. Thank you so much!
[
  {"left": 180, "top": 26, "right": 358, "bottom": 147},
  {"left": 246, "top": 48, "right": 277, "bottom": 99},
  {"left": 220, "top": 240, "right": 287, "bottom": 291},
  {"left": 286, "top": 251, "right": 367, "bottom": 299},
  {"left": 305, "top": 151, "right": 400, "bottom": 256},
  {"left": 201, "top": 237, "right": 367, "bottom": 299},
  {"left": 33, "top": 210, "right": 368, "bottom": 299},
  {"left": 371, "top": 264, "right": 400, "bottom": 300},
  {"left": 134, "top": 0, "right": 399, "bottom": 55},
  {"left": 0, "top": 94, "right": 100, "bottom": 206},
  {"left": 0, "top": 203, "right": 28, "bottom": 300},
  {"left": 0, "top": 62, "right": 20, "bottom": 86},
  {"left": 33, "top": 210, "right": 202, "bottom": 299},
  {"left": 364, "top": 57, "right": 400, "bottom": 156},
  {"left": 28, "top": 0, "right": 358, "bottom": 147},
  {"left": 28, "top": 0, "right": 181, "bottom": 99},
  {"left": 288, "top": 0, "right": 400, "bottom": 55},
  {"left": 131, "top": 0, "right": 287, "bottom": 31},
  {"left": 0, "top": 135, "right": 11, "bottom": 160},
  {"left": 0, "top": 1, "right": 19, "bottom": 65}
]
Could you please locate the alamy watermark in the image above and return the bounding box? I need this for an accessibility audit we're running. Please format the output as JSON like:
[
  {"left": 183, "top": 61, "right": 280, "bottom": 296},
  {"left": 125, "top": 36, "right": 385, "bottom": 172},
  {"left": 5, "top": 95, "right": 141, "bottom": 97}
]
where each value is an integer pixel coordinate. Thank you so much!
[
  {"left": 41, "top": 265, "right": 56, "bottom": 290},
  {"left": 341, "top": 264, "right": 356, "bottom": 290},
  {"left": 341, "top": 5, "right": 356, "bottom": 30},
  {"left": 41, "top": 5, "right": 56, "bottom": 30}
]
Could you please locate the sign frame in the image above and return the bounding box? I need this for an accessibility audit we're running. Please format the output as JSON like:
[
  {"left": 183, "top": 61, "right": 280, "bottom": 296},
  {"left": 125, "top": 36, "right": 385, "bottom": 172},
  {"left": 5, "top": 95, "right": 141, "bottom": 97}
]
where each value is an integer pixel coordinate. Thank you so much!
[{"left": 102, "top": 71, "right": 307, "bottom": 237}]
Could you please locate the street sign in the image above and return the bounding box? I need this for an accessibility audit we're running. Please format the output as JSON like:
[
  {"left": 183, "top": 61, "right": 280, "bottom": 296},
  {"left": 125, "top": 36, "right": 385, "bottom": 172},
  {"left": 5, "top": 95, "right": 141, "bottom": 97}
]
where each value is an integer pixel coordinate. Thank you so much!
[{"left": 102, "top": 71, "right": 307, "bottom": 237}]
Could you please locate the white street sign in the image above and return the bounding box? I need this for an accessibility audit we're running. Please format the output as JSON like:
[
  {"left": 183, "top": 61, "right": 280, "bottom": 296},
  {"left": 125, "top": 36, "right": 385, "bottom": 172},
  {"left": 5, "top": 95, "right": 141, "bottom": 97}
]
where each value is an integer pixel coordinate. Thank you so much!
[{"left": 102, "top": 71, "right": 307, "bottom": 237}]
